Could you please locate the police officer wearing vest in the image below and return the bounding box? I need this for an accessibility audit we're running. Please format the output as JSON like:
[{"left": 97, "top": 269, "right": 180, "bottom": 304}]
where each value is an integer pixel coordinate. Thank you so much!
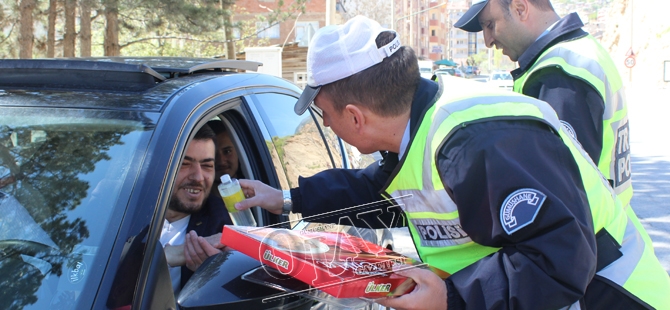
[
  {"left": 235, "top": 16, "right": 670, "bottom": 309},
  {"left": 455, "top": 0, "right": 634, "bottom": 213}
]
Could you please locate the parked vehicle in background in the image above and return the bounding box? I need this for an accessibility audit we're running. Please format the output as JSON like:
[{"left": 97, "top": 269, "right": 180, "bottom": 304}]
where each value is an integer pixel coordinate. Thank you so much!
[
  {"left": 434, "top": 68, "right": 464, "bottom": 78},
  {"left": 420, "top": 67, "right": 434, "bottom": 79},
  {"left": 463, "top": 66, "right": 480, "bottom": 77},
  {"left": 487, "top": 71, "right": 514, "bottom": 91},
  {"left": 0, "top": 58, "right": 387, "bottom": 310},
  {"left": 418, "top": 60, "right": 434, "bottom": 79}
]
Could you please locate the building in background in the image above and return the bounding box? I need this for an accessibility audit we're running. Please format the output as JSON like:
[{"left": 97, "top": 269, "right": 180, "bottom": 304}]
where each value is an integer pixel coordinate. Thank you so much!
[
  {"left": 393, "top": 0, "right": 485, "bottom": 69},
  {"left": 232, "top": 0, "right": 612, "bottom": 78},
  {"left": 232, "top": 0, "right": 343, "bottom": 87},
  {"left": 232, "top": 0, "right": 342, "bottom": 49}
]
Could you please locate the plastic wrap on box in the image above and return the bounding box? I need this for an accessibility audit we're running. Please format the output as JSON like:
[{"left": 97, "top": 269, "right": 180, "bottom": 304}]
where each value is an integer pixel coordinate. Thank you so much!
[{"left": 221, "top": 226, "right": 446, "bottom": 299}]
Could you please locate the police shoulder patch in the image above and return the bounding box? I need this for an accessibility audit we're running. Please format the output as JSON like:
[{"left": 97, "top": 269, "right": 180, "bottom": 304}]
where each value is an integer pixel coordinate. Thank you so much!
[{"left": 500, "top": 188, "right": 547, "bottom": 235}]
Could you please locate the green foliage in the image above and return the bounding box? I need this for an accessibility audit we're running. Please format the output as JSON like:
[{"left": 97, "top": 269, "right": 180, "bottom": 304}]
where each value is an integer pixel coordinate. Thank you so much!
[
  {"left": 0, "top": 0, "right": 307, "bottom": 58},
  {"left": 272, "top": 135, "right": 288, "bottom": 161}
]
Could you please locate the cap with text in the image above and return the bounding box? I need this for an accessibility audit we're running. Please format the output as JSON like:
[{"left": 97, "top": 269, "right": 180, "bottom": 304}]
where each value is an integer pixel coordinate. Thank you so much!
[
  {"left": 294, "top": 15, "right": 401, "bottom": 115},
  {"left": 454, "top": 0, "right": 489, "bottom": 32}
]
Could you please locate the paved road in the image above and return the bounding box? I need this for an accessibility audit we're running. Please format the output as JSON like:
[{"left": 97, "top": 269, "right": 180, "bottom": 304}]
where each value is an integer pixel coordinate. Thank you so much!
[{"left": 627, "top": 87, "right": 670, "bottom": 273}]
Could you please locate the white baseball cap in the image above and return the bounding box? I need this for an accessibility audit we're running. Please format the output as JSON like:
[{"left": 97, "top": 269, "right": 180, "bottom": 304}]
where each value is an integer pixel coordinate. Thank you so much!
[
  {"left": 454, "top": 0, "right": 489, "bottom": 32},
  {"left": 294, "top": 15, "right": 402, "bottom": 115}
]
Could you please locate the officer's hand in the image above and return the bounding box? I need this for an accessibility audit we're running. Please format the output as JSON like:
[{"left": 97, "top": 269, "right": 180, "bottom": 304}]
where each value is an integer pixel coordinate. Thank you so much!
[
  {"left": 184, "top": 231, "right": 223, "bottom": 271},
  {"left": 236, "top": 179, "right": 283, "bottom": 215},
  {"left": 375, "top": 267, "right": 447, "bottom": 310}
]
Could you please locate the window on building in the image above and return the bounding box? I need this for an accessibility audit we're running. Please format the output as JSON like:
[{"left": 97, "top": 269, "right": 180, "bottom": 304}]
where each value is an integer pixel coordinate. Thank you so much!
[
  {"left": 295, "top": 21, "right": 319, "bottom": 44},
  {"left": 431, "top": 29, "right": 436, "bottom": 36},
  {"left": 256, "top": 21, "right": 280, "bottom": 39}
]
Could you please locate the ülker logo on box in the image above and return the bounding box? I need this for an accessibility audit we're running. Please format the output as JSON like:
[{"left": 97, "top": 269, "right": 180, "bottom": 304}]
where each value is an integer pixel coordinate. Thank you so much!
[{"left": 262, "top": 249, "right": 289, "bottom": 269}]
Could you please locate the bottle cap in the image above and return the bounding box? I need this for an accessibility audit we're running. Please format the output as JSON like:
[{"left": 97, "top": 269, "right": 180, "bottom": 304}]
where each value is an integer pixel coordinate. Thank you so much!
[{"left": 220, "top": 174, "right": 231, "bottom": 184}]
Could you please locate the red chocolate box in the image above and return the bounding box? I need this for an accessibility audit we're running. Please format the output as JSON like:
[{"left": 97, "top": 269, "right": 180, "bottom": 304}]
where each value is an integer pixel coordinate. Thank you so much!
[{"left": 221, "top": 225, "right": 448, "bottom": 299}]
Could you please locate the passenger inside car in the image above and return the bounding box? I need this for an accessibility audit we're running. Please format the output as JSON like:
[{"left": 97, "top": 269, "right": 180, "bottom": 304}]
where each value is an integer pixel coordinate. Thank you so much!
[
  {"left": 208, "top": 119, "right": 245, "bottom": 180},
  {"left": 159, "top": 123, "right": 230, "bottom": 295},
  {"left": 163, "top": 118, "right": 263, "bottom": 287}
]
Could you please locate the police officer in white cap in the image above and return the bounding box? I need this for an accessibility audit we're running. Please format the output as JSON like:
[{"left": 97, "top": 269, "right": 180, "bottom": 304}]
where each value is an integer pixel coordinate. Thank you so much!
[{"left": 236, "top": 15, "right": 670, "bottom": 309}]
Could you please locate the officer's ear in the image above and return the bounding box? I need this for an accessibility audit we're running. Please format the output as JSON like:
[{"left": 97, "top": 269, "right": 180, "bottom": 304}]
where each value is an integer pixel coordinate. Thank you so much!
[
  {"left": 344, "top": 103, "right": 366, "bottom": 131},
  {"left": 510, "top": 0, "right": 530, "bottom": 21}
]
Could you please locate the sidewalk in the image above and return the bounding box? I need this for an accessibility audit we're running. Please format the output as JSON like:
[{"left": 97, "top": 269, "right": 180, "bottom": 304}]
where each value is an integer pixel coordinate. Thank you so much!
[{"left": 627, "top": 86, "right": 670, "bottom": 273}]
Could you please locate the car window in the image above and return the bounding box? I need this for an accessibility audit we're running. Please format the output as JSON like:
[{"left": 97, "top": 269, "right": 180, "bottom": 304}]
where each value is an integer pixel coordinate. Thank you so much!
[
  {"left": 308, "top": 107, "right": 377, "bottom": 170},
  {"left": 0, "top": 108, "right": 154, "bottom": 310},
  {"left": 252, "top": 93, "right": 337, "bottom": 188}
]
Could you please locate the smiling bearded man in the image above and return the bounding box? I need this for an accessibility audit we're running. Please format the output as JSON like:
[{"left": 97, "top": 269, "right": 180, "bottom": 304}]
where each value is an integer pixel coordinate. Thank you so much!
[{"left": 160, "top": 124, "right": 217, "bottom": 295}]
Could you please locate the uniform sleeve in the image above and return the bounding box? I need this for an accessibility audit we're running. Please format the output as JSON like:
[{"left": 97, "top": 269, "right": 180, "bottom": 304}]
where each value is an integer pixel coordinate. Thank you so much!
[
  {"left": 523, "top": 67, "right": 604, "bottom": 164},
  {"left": 438, "top": 120, "right": 597, "bottom": 309},
  {"left": 291, "top": 152, "right": 404, "bottom": 229}
]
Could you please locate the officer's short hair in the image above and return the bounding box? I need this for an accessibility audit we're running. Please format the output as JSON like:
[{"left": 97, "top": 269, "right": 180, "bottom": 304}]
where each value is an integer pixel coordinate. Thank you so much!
[{"left": 320, "top": 31, "right": 420, "bottom": 117}]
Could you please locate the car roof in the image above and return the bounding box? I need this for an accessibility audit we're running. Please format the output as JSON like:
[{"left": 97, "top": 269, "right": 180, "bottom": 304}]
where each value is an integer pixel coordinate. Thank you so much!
[{"left": 0, "top": 57, "right": 282, "bottom": 111}]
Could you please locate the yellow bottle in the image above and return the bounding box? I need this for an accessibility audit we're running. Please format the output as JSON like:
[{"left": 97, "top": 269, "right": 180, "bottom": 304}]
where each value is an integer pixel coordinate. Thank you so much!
[{"left": 218, "top": 174, "right": 257, "bottom": 227}]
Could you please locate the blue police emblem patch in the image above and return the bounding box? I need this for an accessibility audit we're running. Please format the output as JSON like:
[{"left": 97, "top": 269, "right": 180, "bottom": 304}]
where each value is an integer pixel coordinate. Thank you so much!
[{"left": 500, "top": 188, "right": 547, "bottom": 235}]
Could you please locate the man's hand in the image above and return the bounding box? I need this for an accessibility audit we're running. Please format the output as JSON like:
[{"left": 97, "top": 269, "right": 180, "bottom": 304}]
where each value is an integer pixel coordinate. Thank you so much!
[
  {"left": 183, "top": 231, "right": 225, "bottom": 271},
  {"left": 237, "top": 179, "right": 283, "bottom": 214},
  {"left": 375, "top": 267, "right": 448, "bottom": 310}
]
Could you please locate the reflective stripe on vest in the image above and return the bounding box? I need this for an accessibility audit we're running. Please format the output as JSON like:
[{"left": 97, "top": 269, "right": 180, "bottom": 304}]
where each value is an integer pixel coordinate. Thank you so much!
[
  {"left": 513, "top": 35, "right": 633, "bottom": 209},
  {"left": 385, "top": 77, "right": 670, "bottom": 308}
]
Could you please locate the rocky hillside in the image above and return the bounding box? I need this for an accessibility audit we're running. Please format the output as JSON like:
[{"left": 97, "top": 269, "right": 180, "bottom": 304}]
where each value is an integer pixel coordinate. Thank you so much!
[{"left": 600, "top": 0, "right": 670, "bottom": 88}]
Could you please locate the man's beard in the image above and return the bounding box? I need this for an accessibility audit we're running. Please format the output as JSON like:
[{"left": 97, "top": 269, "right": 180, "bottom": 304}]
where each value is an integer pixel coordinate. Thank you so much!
[{"left": 168, "top": 186, "right": 210, "bottom": 214}]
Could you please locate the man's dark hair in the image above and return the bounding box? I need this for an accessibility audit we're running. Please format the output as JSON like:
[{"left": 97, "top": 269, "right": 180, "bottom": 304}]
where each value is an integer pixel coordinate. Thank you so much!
[
  {"left": 194, "top": 123, "right": 216, "bottom": 146},
  {"left": 207, "top": 119, "right": 228, "bottom": 135},
  {"left": 499, "top": 0, "right": 554, "bottom": 17},
  {"left": 321, "top": 31, "right": 420, "bottom": 117}
]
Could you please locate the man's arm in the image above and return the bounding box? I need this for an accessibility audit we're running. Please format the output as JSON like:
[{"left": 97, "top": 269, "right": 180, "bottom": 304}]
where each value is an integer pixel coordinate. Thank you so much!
[
  {"left": 523, "top": 67, "right": 605, "bottom": 163},
  {"left": 438, "top": 120, "right": 597, "bottom": 309},
  {"left": 237, "top": 152, "right": 403, "bottom": 228},
  {"left": 164, "top": 231, "right": 223, "bottom": 268}
]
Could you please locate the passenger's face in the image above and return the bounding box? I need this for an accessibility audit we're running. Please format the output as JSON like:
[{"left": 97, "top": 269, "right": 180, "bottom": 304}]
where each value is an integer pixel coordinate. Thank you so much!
[
  {"left": 478, "top": 0, "right": 530, "bottom": 61},
  {"left": 169, "top": 139, "right": 215, "bottom": 214},
  {"left": 215, "top": 131, "right": 239, "bottom": 180}
]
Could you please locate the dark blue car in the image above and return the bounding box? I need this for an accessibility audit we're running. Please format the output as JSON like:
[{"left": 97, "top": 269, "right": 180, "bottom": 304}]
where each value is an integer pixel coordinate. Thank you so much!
[{"left": 0, "top": 58, "right": 388, "bottom": 309}]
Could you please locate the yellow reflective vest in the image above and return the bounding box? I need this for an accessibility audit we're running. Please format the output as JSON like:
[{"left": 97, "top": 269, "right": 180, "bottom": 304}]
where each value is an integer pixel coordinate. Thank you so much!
[
  {"left": 513, "top": 34, "right": 633, "bottom": 210},
  {"left": 383, "top": 78, "right": 669, "bottom": 308}
]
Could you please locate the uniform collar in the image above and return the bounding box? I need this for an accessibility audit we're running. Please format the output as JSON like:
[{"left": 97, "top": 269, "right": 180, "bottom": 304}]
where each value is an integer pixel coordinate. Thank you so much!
[
  {"left": 512, "top": 13, "right": 589, "bottom": 78},
  {"left": 410, "top": 78, "right": 440, "bottom": 137}
]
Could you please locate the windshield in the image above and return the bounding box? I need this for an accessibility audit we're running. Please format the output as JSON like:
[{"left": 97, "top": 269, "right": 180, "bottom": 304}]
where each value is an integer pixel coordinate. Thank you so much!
[{"left": 0, "top": 107, "right": 155, "bottom": 309}]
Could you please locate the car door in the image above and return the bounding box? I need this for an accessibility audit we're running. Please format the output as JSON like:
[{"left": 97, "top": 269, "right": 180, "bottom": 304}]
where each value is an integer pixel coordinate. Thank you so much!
[{"left": 123, "top": 79, "right": 385, "bottom": 309}]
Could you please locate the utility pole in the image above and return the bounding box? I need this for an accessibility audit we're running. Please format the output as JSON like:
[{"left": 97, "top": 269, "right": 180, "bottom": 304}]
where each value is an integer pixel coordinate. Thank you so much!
[
  {"left": 326, "top": 0, "right": 332, "bottom": 26},
  {"left": 391, "top": 0, "right": 395, "bottom": 30}
]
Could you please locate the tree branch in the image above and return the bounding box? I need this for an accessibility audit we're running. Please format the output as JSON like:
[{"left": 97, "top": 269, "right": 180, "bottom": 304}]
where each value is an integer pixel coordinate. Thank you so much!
[
  {"left": 120, "top": 36, "right": 228, "bottom": 48},
  {"left": 0, "top": 23, "right": 15, "bottom": 45}
]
